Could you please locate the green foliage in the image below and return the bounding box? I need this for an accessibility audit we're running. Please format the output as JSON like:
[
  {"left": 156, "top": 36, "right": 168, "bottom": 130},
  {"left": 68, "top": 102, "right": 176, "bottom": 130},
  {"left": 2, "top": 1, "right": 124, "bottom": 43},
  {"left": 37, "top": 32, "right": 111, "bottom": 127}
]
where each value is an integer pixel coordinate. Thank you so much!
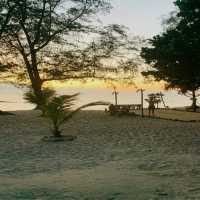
[
  {"left": 24, "top": 89, "right": 78, "bottom": 136},
  {"left": 24, "top": 89, "right": 110, "bottom": 137},
  {"left": 44, "top": 93, "right": 79, "bottom": 137},
  {"left": 24, "top": 88, "right": 56, "bottom": 110},
  {"left": 141, "top": 0, "right": 200, "bottom": 111},
  {"left": 145, "top": 93, "right": 163, "bottom": 108},
  {"left": 0, "top": 0, "right": 16, "bottom": 37},
  {"left": 0, "top": 63, "right": 11, "bottom": 72},
  {"left": 141, "top": 0, "right": 200, "bottom": 94},
  {"left": 43, "top": 93, "right": 110, "bottom": 137}
]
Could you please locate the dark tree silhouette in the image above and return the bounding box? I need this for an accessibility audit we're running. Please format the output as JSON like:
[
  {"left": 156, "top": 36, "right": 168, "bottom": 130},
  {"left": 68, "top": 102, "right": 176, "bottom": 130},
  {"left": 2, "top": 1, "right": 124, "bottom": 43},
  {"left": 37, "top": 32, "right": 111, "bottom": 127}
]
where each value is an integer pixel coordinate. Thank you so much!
[
  {"left": 0, "top": 0, "right": 17, "bottom": 73},
  {"left": 0, "top": 0, "right": 111, "bottom": 96},
  {"left": 0, "top": 0, "right": 17, "bottom": 37},
  {"left": 0, "top": 0, "right": 138, "bottom": 107},
  {"left": 141, "top": 0, "right": 200, "bottom": 112}
]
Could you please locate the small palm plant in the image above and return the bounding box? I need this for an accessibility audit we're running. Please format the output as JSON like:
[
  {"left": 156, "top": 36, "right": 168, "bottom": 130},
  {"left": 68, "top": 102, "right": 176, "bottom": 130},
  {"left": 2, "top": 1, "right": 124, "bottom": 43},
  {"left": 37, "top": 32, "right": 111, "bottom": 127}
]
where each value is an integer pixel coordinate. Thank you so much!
[
  {"left": 44, "top": 93, "right": 79, "bottom": 137},
  {"left": 44, "top": 93, "right": 110, "bottom": 138},
  {"left": 24, "top": 89, "right": 110, "bottom": 140}
]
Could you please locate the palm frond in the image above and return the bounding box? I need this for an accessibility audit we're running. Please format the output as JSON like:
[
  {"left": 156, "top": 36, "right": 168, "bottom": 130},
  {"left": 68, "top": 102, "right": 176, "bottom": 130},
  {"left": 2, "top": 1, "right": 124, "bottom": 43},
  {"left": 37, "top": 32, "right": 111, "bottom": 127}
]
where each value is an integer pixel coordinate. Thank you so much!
[
  {"left": 44, "top": 93, "right": 79, "bottom": 127},
  {"left": 60, "top": 101, "right": 111, "bottom": 125},
  {"left": 0, "top": 101, "right": 15, "bottom": 103},
  {"left": 24, "top": 88, "right": 56, "bottom": 108},
  {"left": 40, "top": 91, "right": 111, "bottom": 137}
]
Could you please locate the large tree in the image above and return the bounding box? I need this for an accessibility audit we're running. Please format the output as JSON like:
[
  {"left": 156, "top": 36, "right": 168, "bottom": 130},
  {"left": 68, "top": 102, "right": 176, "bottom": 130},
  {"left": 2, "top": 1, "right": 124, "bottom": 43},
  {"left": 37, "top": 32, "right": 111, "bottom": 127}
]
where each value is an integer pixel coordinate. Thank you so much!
[
  {"left": 0, "top": 0, "right": 138, "bottom": 107},
  {"left": 141, "top": 0, "right": 200, "bottom": 111},
  {"left": 0, "top": 0, "right": 111, "bottom": 92}
]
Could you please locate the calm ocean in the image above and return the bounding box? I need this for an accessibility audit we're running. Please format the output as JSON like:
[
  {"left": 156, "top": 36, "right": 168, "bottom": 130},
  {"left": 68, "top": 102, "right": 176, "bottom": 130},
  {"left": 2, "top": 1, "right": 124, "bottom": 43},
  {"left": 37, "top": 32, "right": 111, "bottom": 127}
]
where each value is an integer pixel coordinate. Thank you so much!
[{"left": 0, "top": 83, "right": 192, "bottom": 111}]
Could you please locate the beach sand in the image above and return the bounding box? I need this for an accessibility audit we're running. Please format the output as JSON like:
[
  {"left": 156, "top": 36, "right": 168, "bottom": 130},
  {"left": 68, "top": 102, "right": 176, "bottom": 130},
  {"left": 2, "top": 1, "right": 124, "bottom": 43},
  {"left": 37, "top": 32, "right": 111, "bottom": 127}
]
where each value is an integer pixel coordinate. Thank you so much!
[
  {"left": 1, "top": 110, "right": 200, "bottom": 199},
  {"left": 136, "top": 108, "right": 200, "bottom": 122}
]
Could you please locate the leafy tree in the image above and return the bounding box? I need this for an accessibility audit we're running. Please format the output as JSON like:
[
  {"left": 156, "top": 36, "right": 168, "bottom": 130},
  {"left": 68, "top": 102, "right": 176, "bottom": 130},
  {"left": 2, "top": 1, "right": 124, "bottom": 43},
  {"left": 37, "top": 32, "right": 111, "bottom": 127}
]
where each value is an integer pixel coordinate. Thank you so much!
[
  {"left": 0, "top": 0, "right": 111, "bottom": 95},
  {"left": 146, "top": 93, "right": 162, "bottom": 109},
  {"left": 0, "top": 0, "right": 138, "bottom": 103},
  {"left": 141, "top": 0, "right": 200, "bottom": 111}
]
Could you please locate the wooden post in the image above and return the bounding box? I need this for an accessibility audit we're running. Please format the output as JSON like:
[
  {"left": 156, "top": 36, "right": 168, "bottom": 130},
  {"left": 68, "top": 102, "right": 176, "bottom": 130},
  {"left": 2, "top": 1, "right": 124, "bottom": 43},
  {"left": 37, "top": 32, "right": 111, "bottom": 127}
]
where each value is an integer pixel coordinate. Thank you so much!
[
  {"left": 160, "top": 92, "right": 166, "bottom": 108},
  {"left": 141, "top": 89, "right": 144, "bottom": 117},
  {"left": 114, "top": 91, "right": 118, "bottom": 105},
  {"left": 137, "top": 89, "right": 145, "bottom": 117},
  {"left": 112, "top": 87, "right": 119, "bottom": 105}
]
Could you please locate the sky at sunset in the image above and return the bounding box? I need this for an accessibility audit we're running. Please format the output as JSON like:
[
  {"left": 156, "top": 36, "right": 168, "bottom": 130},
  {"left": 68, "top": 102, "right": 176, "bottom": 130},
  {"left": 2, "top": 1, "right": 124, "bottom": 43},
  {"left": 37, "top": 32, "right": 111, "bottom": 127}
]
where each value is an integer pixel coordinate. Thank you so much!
[
  {"left": 81, "top": 0, "right": 176, "bottom": 89},
  {"left": 68, "top": 0, "right": 176, "bottom": 89}
]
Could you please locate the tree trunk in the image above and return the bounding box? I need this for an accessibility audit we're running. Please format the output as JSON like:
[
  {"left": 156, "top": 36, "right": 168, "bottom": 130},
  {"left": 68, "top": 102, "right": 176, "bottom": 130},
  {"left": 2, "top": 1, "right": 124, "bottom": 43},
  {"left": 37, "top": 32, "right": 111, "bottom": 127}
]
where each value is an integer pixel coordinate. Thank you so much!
[
  {"left": 21, "top": 49, "right": 43, "bottom": 98},
  {"left": 25, "top": 51, "right": 43, "bottom": 109},
  {"left": 191, "top": 90, "right": 197, "bottom": 112},
  {"left": 30, "top": 51, "right": 43, "bottom": 96},
  {"left": 53, "top": 123, "right": 62, "bottom": 137},
  {"left": 16, "top": 33, "right": 43, "bottom": 109}
]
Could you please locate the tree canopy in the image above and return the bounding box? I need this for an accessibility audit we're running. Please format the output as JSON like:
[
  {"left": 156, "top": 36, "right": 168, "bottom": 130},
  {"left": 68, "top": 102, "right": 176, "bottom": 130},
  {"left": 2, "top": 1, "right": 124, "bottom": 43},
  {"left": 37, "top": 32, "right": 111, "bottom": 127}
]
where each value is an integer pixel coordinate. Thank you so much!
[
  {"left": 0, "top": 0, "right": 138, "bottom": 96},
  {"left": 141, "top": 0, "right": 200, "bottom": 111}
]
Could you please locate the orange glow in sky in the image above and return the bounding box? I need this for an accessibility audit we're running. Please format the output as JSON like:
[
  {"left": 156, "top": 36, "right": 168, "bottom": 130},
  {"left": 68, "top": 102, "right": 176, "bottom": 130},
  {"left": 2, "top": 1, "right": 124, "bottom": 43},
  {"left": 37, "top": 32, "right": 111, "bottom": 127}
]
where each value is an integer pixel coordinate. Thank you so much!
[{"left": 43, "top": 77, "right": 165, "bottom": 91}]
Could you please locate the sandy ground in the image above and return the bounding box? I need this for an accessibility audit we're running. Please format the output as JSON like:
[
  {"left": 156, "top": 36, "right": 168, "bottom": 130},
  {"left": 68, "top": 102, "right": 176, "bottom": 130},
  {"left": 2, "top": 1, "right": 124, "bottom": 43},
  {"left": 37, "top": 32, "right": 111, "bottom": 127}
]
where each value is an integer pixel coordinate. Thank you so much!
[
  {"left": 1, "top": 110, "right": 200, "bottom": 199},
  {"left": 136, "top": 108, "right": 200, "bottom": 122}
]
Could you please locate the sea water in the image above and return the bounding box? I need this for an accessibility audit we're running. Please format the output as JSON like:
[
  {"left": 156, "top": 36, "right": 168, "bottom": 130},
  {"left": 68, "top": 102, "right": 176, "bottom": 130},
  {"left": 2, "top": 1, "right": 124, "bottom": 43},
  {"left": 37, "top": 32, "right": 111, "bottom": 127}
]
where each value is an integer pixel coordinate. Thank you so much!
[{"left": 0, "top": 83, "right": 192, "bottom": 111}]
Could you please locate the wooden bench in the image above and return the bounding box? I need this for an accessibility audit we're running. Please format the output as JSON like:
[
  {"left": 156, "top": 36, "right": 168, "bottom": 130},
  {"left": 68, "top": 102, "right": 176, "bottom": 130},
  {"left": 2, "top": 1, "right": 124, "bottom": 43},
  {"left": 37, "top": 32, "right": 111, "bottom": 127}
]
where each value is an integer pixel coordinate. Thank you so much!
[{"left": 108, "top": 104, "right": 142, "bottom": 115}]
